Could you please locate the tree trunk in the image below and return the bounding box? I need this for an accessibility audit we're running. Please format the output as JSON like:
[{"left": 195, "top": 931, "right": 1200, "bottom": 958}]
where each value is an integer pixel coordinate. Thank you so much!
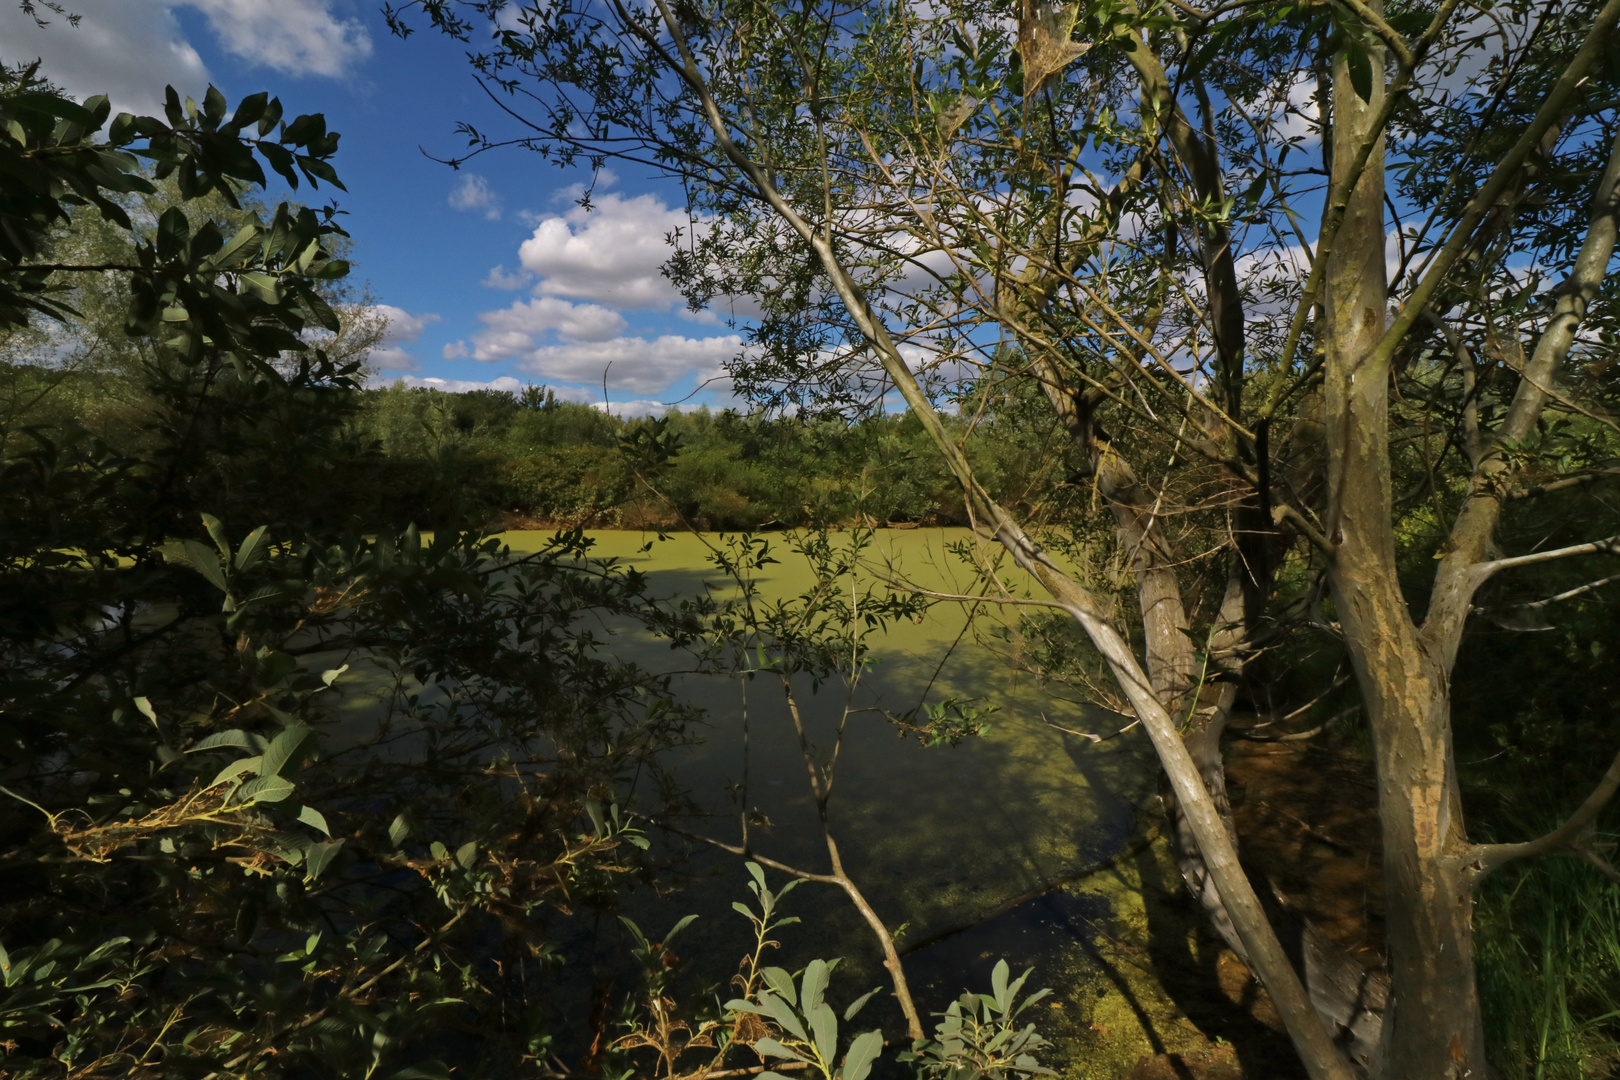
[{"left": 1320, "top": 13, "right": 1488, "bottom": 1075}]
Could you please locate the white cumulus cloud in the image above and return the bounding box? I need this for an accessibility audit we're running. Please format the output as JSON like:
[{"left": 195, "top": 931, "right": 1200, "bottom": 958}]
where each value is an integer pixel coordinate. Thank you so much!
[
  {"left": 482, "top": 264, "right": 533, "bottom": 290},
  {"left": 518, "top": 192, "right": 703, "bottom": 309},
  {"left": 511, "top": 334, "right": 746, "bottom": 396},
  {"left": 0, "top": 1, "right": 209, "bottom": 115},
  {"left": 449, "top": 174, "right": 501, "bottom": 220},
  {"left": 593, "top": 399, "right": 668, "bottom": 417},
  {"left": 186, "top": 0, "right": 370, "bottom": 77},
  {"left": 366, "top": 304, "right": 441, "bottom": 372},
  {"left": 468, "top": 297, "right": 628, "bottom": 357},
  {"left": 1, "top": 0, "right": 369, "bottom": 117}
]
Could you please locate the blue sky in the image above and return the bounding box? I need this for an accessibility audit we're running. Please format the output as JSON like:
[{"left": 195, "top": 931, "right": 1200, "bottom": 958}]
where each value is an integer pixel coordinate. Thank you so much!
[{"left": 2, "top": 0, "right": 736, "bottom": 413}]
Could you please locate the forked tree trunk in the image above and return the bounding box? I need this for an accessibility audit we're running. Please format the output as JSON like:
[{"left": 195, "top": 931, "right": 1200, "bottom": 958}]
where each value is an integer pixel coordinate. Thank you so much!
[
  {"left": 1018, "top": 22, "right": 1397, "bottom": 1051},
  {"left": 1319, "top": 15, "right": 1488, "bottom": 1075}
]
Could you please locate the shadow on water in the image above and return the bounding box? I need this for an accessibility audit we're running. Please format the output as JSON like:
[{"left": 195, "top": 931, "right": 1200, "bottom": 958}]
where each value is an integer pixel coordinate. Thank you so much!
[
  {"left": 1128, "top": 842, "right": 1306, "bottom": 1079},
  {"left": 904, "top": 887, "right": 1114, "bottom": 1006}
]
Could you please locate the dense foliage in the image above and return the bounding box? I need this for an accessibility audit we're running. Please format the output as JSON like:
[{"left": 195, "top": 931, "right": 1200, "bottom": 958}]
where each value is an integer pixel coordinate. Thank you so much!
[
  {"left": 0, "top": 66, "right": 698, "bottom": 1077},
  {"left": 349, "top": 379, "right": 1058, "bottom": 532}
]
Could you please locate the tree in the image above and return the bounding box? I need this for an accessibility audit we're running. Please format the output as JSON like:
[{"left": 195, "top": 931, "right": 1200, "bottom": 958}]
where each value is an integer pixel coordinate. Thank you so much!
[
  {"left": 389, "top": 0, "right": 1620, "bottom": 1074},
  {"left": 1, "top": 52, "right": 1080, "bottom": 1080},
  {"left": 0, "top": 63, "right": 704, "bottom": 1077}
]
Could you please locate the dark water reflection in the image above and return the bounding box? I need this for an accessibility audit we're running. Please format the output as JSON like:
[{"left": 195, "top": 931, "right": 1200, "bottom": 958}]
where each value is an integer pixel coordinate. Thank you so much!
[{"left": 478, "top": 530, "right": 1160, "bottom": 1050}]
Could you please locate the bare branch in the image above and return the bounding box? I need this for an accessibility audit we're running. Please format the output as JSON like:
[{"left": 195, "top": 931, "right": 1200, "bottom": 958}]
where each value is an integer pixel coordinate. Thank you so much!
[
  {"left": 1475, "top": 744, "right": 1620, "bottom": 877},
  {"left": 668, "top": 824, "right": 922, "bottom": 1039},
  {"left": 1231, "top": 706, "right": 1358, "bottom": 742},
  {"left": 1472, "top": 535, "right": 1620, "bottom": 580},
  {"left": 1582, "top": 848, "right": 1620, "bottom": 884},
  {"left": 1266, "top": 0, "right": 1467, "bottom": 389},
  {"left": 1473, "top": 573, "right": 1620, "bottom": 616},
  {"left": 1423, "top": 118, "right": 1620, "bottom": 665},
  {"left": 1506, "top": 465, "right": 1620, "bottom": 500},
  {"left": 1272, "top": 500, "right": 1334, "bottom": 555}
]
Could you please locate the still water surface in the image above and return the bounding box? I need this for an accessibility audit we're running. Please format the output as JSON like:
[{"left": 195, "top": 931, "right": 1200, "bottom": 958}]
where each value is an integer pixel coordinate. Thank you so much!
[{"left": 493, "top": 529, "right": 1160, "bottom": 1021}]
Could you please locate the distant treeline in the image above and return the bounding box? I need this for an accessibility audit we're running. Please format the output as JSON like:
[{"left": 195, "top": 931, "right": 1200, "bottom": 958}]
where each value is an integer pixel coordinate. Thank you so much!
[{"left": 354, "top": 381, "right": 1059, "bottom": 531}]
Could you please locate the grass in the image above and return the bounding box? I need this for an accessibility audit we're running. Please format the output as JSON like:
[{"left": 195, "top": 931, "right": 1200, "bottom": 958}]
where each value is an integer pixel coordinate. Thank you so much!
[{"left": 1475, "top": 842, "right": 1620, "bottom": 1080}]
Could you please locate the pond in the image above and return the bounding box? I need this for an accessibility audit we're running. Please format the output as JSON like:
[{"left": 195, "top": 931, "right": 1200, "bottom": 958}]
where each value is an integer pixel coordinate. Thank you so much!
[{"left": 325, "top": 527, "right": 1272, "bottom": 1075}]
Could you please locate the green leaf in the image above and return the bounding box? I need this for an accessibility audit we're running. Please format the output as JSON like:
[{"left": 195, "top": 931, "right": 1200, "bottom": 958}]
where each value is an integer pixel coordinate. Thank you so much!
[
  {"left": 761, "top": 967, "right": 797, "bottom": 1006},
  {"left": 754, "top": 990, "right": 808, "bottom": 1041},
  {"left": 239, "top": 271, "right": 280, "bottom": 303},
  {"left": 665, "top": 913, "right": 698, "bottom": 943},
  {"left": 1346, "top": 42, "right": 1373, "bottom": 102},
  {"left": 201, "top": 512, "right": 231, "bottom": 558},
  {"left": 235, "top": 524, "right": 270, "bottom": 570},
  {"left": 843, "top": 987, "right": 882, "bottom": 1021},
  {"left": 133, "top": 696, "right": 159, "bottom": 727},
  {"left": 228, "top": 91, "right": 269, "bottom": 133},
  {"left": 209, "top": 756, "right": 261, "bottom": 788},
  {"left": 81, "top": 94, "right": 110, "bottom": 127},
  {"left": 809, "top": 1002, "right": 837, "bottom": 1067},
  {"left": 297, "top": 154, "right": 345, "bottom": 190},
  {"left": 256, "top": 140, "right": 298, "bottom": 187},
  {"left": 841, "top": 1029, "right": 883, "bottom": 1080},
  {"left": 455, "top": 840, "right": 477, "bottom": 869},
  {"left": 257, "top": 95, "right": 283, "bottom": 136},
  {"left": 297, "top": 805, "right": 330, "bottom": 836},
  {"left": 84, "top": 936, "right": 131, "bottom": 962},
  {"left": 388, "top": 813, "right": 410, "bottom": 847},
  {"left": 752, "top": 1038, "right": 806, "bottom": 1062},
  {"left": 620, "top": 916, "right": 651, "bottom": 952},
  {"left": 178, "top": 539, "right": 229, "bottom": 592},
  {"left": 390, "top": 1064, "right": 451, "bottom": 1080},
  {"left": 163, "top": 85, "right": 185, "bottom": 127},
  {"left": 202, "top": 84, "right": 228, "bottom": 124},
  {"left": 188, "top": 729, "right": 253, "bottom": 752},
  {"left": 800, "top": 958, "right": 829, "bottom": 1016},
  {"left": 234, "top": 775, "right": 295, "bottom": 805},
  {"left": 303, "top": 838, "right": 344, "bottom": 880},
  {"left": 991, "top": 958, "right": 1010, "bottom": 1012},
  {"left": 156, "top": 206, "right": 189, "bottom": 261},
  {"left": 257, "top": 725, "right": 315, "bottom": 778},
  {"left": 211, "top": 221, "right": 262, "bottom": 269}
]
